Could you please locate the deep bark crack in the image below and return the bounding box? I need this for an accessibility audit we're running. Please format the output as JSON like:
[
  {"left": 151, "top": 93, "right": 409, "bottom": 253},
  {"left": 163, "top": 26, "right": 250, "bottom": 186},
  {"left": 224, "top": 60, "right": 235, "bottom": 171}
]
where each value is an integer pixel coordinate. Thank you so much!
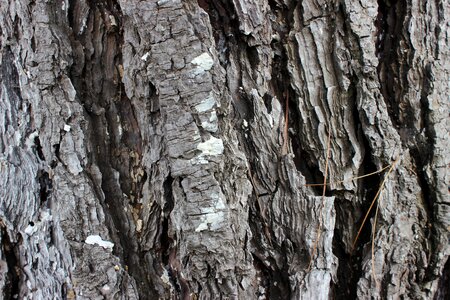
[{"left": 1, "top": 227, "right": 19, "bottom": 300}]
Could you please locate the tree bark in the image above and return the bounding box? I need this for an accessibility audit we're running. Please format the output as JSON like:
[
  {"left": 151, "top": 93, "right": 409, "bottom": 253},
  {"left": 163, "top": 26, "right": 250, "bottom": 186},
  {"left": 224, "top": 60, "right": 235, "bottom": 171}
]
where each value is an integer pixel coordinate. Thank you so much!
[{"left": 0, "top": 0, "right": 448, "bottom": 299}]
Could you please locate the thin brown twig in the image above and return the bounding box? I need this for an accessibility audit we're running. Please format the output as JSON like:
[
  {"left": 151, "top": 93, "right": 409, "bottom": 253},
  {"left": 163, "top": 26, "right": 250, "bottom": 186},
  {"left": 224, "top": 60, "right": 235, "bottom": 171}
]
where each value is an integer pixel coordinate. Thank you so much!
[
  {"left": 371, "top": 196, "right": 381, "bottom": 290},
  {"left": 351, "top": 157, "right": 400, "bottom": 252},
  {"left": 304, "top": 164, "right": 391, "bottom": 187},
  {"left": 369, "top": 158, "right": 399, "bottom": 289},
  {"left": 282, "top": 90, "right": 289, "bottom": 155},
  {"left": 307, "top": 128, "right": 332, "bottom": 271}
]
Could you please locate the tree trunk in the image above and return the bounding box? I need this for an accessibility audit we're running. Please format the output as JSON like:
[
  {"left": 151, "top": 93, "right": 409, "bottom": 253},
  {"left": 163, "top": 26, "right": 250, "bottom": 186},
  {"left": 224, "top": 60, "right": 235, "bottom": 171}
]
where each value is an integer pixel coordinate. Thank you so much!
[{"left": 0, "top": 0, "right": 448, "bottom": 299}]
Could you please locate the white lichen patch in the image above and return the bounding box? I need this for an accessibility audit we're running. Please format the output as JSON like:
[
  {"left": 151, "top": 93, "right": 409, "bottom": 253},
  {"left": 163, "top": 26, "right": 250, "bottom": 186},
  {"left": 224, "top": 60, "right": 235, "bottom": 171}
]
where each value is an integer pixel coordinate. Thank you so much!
[
  {"left": 201, "top": 122, "right": 217, "bottom": 133},
  {"left": 101, "top": 285, "right": 111, "bottom": 294},
  {"left": 191, "top": 52, "right": 214, "bottom": 74},
  {"left": 64, "top": 124, "right": 71, "bottom": 132},
  {"left": 117, "top": 115, "right": 123, "bottom": 137},
  {"left": 109, "top": 15, "right": 117, "bottom": 27},
  {"left": 161, "top": 269, "right": 171, "bottom": 284},
  {"left": 66, "top": 153, "right": 83, "bottom": 175},
  {"left": 195, "top": 192, "right": 227, "bottom": 232},
  {"left": 191, "top": 156, "right": 209, "bottom": 165},
  {"left": 201, "top": 111, "right": 218, "bottom": 132},
  {"left": 141, "top": 52, "right": 150, "bottom": 61},
  {"left": 195, "top": 222, "right": 208, "bottom": 232},
  {"left": 195, "top": 211, "right": 225, "bottom": 232},
  {"left": 25, "top": 131, "right": 39, "bottom": 150},
  {"left": 211, "top": 192, "right": 226, "bottom": 209},
  {"left": 197, "top": 137, "right": 223, "bottom": 156},
  {"left": 270, "top": 97, "right": 282, "bottom": 126},
  {"left": 199, "top": 194, "right": 225, "bottom": 214},
  {"left": 209, "top": 111, "right": 218, "bottom": 122},
  {"left": 85, "top": 235, "right": 114, "bottom": 249},
  {"left": 24, "top": 223, "right": 37, "bottom": 235},
  {"left": 79, "top": 18, "right": 87, "bottom": 35},
  {"left": 157, "top": 0, "right": 171, "bottom": 6},
  {"left": 195, "top": 93, "right": 215, "bottom": 112}
]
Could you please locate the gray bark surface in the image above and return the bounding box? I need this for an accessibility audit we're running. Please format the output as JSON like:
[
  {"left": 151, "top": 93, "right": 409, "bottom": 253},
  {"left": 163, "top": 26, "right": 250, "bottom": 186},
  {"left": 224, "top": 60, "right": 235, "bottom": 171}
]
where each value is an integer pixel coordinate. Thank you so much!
[{"left": 0, "top": 0, "right": 448, "bottom": 299}]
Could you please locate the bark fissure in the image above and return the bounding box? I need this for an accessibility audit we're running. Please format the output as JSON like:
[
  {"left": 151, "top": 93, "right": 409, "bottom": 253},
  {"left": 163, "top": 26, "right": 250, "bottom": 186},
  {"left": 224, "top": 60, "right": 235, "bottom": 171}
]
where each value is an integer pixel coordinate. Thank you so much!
[
  {"left": 67, "top": 0, "right": 153, "bottom": 297},
  {"left": 376, "top": 0, "right": 408, "bottom": 129},
  {"left": 435, "top": 258, "right": 450, "bottom": 300},
  {"left": 161, "top": 175, "right": 174, "bottom": 270},
  {"left": 332, "top": 204, "right": 360, "bottom": 299},
  {"left": 37, "top": 170, "right": 52, "bottom": 205},
  {"left": 1, "top": 228, "right": 19, "bottom": 300},
  {"left": 33, "top": 136, "right": 45, "bottom": 161}
]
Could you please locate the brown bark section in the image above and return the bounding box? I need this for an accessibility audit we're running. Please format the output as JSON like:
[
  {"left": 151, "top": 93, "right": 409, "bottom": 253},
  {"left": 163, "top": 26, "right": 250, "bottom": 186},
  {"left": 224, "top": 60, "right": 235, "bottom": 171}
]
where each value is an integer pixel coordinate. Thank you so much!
[{"left": 0, "top": 0, "right": 448, "bottom": 299}]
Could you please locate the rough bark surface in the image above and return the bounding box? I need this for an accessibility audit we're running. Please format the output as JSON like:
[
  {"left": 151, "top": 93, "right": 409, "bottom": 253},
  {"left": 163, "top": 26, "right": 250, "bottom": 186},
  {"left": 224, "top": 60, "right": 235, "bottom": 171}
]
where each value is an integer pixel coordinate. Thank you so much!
[{"left": 0, "top": 0, "right": 448, "bottom": 299}]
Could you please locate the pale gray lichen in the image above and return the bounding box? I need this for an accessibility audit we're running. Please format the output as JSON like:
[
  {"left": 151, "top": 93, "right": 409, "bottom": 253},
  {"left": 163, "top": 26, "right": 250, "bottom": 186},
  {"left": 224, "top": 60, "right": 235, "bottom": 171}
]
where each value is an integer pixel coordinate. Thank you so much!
[
  {"left": 191, "top": 52, "right": 214, "bottom": 74},
  {"left": 197, "top": 137, "right": 223, "bottom": 156}
]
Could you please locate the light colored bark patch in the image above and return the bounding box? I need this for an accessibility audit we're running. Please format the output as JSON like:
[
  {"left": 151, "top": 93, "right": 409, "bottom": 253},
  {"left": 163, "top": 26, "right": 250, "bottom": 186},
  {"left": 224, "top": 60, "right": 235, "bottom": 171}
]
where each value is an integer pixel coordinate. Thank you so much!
[
  {"left": 85, "top": 235, "right": 114, "bottom": 249},
  {"left": 195, "top": 93, "right": 215, "bottom": 112},
  {"left": 197, "top": 137, "right": 223, "bottom": 156},
  {"left": 191, "top": 52, "right": 214, "bottom": 74}
]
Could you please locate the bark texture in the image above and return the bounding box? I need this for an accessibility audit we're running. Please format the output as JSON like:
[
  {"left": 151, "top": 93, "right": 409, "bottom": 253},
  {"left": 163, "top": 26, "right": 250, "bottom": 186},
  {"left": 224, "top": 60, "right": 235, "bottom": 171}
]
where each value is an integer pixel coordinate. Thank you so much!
[{"left": 0, "top": 0, "right": 448, "bottom": 299}]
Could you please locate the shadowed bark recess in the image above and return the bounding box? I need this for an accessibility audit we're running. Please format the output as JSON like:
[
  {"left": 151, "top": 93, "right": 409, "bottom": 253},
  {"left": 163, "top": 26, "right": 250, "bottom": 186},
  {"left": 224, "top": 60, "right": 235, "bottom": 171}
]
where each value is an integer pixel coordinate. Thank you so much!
[{"left": 0, "top": 0, "right": 448, "bottom": 299}]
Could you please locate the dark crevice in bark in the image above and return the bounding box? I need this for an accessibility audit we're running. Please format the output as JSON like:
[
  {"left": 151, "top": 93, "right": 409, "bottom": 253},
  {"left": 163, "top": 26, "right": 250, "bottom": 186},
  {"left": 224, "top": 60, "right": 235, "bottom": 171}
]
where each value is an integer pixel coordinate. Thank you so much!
[
  {"left": 247, "top": 175, "right": 282, "bottom": 297},
  {"left": 52, "top": 143, "right": 61, "bottom": 165},
  {"left": 252, "top": 252, "right": 290, "bottom": 300},
  {"left": 161, "top": 175, "right": 174, "bottom": 267},
  {"left": 67, "top": 0, "right": 154, "bottom": 297},
  {"left": 148, "top": 82, "right": 160, "bottom": 113},
  {"left": 196, "top": 0, "right": 240, "bottom": 67},
  {"left": 251, "top": 253, "right": 271, "bottom": 299},
  {"left": 197, "top": 0, "right": 258, "bottom": 124},
  {"left": 293, "top": 142, "right": 324, "bottom": 195},
  {"left": 291, "top": 115, "right": 326, "bottom": 195},
  {"left": 269, "top": 2, "right": 325, "bottom": 193},
  {"left": 61, "top": 283, "right": 69, "bottom": 300},
  {"left": 33, "top": 136, "right": 45, "bottom": 161},
  {"left": 1, "top": 46, "right": 22, "bottom": 132},
  {"left": 37, "top": 170, "right": 52, "bottom": 204},
  {"left": 434, "top": 258, "right": 450, "bottom": 300},
  {"left": 237, "top": 89, "right": 255, "bottom": 121},
  {"left": 290, "top": 135, "right": 324, "bottom": 195},
  {"left": 1, "top": 227, "right": 19, "bottom": 300},
  {"left": 333, "top": 200, "right": 360, "bottom": 300},
  {"left": 169, "top": 249, "right": 191, "bottom": 300},
  {"left": 417, "top": 63, "right": 444, "bottom": 281},
  {"left": 263, "top": 93, "right": 273, "bottom": 114},
  {"left": 420, "top": 63, "right": 434, "bottom": 138},
  {"left": 417, "top": 69, "right": 434, "bottom": 158},
  {"left": 267, "top": 0, "right": 291, "bottom": 101},
  {"left": 246, "top": 45, "right": 260, "bottom": 75},
  {"left": 352, "top": 154, "right": 381, "bottom": 251},
  {"left": 13, "top": 16, "right": 22, "bottom": 41},
  {"left": 376, "top": 0, "right": 409, "bottom": 130},
  {"left": 332, "top": 81, "right": 366, "bottom": 293},
  {"left": 347, "top": 101, "right": 382, "bottom": 280},
  {"left": 248, "top": 194, "right": 270, "bottom": 243},
  {"left": 409, "top": 146, "right": 436, "bottom": 281},
  {"left": 268, "top": 2, "right": 320, "bottom": 189},
  {"left": 248, "top": 190, "right": 291, "bottom": 298}
]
